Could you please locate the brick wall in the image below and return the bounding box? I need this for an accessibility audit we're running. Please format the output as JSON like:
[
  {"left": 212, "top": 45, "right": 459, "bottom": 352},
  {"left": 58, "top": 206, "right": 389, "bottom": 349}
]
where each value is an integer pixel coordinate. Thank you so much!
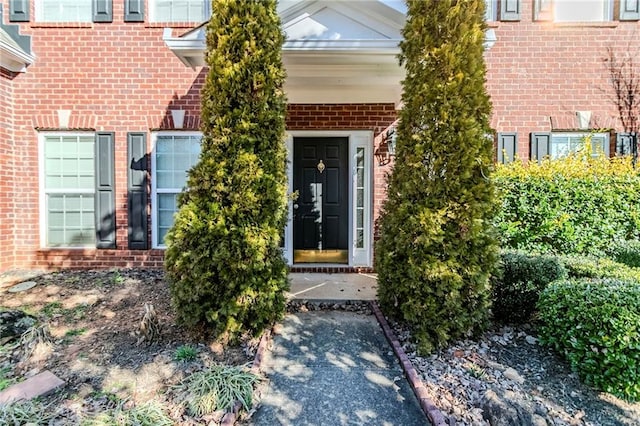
[
  {"left": 2, "top": 0, "right": 639, "bottom": 271},
  {"left": 1, "top": 0, "right": 206, "bottom": 270},
  {"left": 486, "top": 1, "right": 638, "bottom": 158},
  {"left": 0, "top": 67, "right": 16, "bottom": 271}
]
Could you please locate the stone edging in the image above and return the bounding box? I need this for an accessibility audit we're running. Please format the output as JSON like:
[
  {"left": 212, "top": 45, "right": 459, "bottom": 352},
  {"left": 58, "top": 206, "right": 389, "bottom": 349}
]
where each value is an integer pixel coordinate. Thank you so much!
[
  {"left": 370, "top": 302, "right": 448, "bottom": 426},
  {"left": 220, "top": 328, "right": 272, "bottom": 426}
]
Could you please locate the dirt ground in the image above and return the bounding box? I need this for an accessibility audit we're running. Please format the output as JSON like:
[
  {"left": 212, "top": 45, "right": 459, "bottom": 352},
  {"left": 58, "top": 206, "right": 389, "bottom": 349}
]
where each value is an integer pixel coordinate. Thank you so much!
[{"left": 0, "top": 269, "right": 256, "bottom": 424}]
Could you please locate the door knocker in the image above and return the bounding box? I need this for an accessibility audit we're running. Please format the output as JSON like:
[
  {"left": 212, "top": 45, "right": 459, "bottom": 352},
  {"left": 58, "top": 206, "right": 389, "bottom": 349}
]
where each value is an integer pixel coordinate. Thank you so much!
[{"left": 317, "top": 159, "right": 325, "bottom": 174}]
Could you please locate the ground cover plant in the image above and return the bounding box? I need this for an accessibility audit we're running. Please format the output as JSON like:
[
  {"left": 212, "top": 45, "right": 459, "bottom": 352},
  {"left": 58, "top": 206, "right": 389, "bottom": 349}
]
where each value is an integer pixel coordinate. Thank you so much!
[
  {"left": 376, "top": 0, "right": 498, "bottom": 354},
  {"left": 165, "top": 0, "right": 289, "bottom": 341},
  {"left": 0, "top": 269, "right": 260, "bottom": 424}
]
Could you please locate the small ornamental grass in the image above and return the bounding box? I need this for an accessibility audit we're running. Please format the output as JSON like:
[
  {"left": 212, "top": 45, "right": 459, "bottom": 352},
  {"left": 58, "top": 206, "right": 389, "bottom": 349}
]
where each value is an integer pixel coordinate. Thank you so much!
[
  {"left": 174, "top": 344, "right": 198, "bottom": 362},
  {"left": 81, "top": 400, "right": 173, "bottom": 426},
  {"left": 0, "top": 399, "right": 59, "bottom": 425},
  {"left": 537, "top": 279, "right": 640, "bottom": 401},
  {"left": 174, "top": 364, "right": 259, "bottom": 417}
]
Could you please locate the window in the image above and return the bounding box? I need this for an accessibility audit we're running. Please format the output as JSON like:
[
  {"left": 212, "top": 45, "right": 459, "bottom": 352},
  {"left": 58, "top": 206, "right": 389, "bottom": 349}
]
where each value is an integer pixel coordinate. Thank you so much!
[
  {"left": 545, "top": 0, "right": 613, "bottom": 22},
  {"left": 42, "top": 134, "right": 95, "bottom": 247},
  {"left": 550, "top": 133, "right": 609, "bottom": 158},
  {"left": 36, "top": 0, "right": 92, "bottom": 22},
  {"left": 485, "top": 0, "right": 497, "bottom": 20},
  {"left": 152, "top": 133, "right": 202, "bottom": 247},
  {"left": 150, "top": 0, "right": 210, "bottom": 22}
]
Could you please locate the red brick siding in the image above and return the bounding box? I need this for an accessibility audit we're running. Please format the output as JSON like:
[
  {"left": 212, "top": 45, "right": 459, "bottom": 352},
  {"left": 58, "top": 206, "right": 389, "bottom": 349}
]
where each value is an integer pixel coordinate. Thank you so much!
[
  {"left": 0, "top": 67, "right": 17, "bottom": 271},
  {"left": 2, "top": 0, "right": 639, "bottom": 271},
  {"left": 2, "top": 0, "right": 205, "bottom": 270},
  {"left": 486, "top": 2, "right": 638, "bottom": 158}
]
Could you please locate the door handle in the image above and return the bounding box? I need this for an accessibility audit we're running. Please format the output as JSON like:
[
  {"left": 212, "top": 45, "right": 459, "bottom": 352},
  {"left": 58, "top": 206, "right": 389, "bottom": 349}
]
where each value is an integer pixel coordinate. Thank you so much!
[{"left": 293, "top": 204, "right": 299, "bottom": 209}]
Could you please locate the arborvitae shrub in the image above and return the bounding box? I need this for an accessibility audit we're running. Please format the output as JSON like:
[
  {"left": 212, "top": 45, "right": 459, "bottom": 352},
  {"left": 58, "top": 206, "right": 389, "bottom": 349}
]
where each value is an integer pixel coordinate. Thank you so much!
[
  {"left": 492, "top": 252, "right": 566, "bottom": 324},
  {"left": 538, "top": 279, "right": 640, "bottom": 401},
  {"left": 164, "top": 0, "right": 289, "bottom": 339},
  {"left": 375, "top": 0, "right": 499, "bottom": 353},
  {"left": 494, "top": 154, "right": 640, "bottom": 256}
]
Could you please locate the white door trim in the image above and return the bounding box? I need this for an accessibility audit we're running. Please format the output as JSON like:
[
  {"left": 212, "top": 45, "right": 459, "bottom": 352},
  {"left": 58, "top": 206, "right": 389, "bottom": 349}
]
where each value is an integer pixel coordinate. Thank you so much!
[{"left": 284, "top": 130, "right": 373, "bottom": 267}]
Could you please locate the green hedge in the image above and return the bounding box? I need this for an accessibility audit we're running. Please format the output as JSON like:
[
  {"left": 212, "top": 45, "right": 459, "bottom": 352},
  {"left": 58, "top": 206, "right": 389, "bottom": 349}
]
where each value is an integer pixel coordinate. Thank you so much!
[
  {"left": 492, "top": 252, "right": 566, "bottom": 323},
  {"left": 537, "top": 279, "right": 640, "bottom": 401},
  {"left": 559, "top": 255, "right": 640, "bottom": 281},
  {"left": 494, "top": 156, "right": 640, "bottom": 256},
  {"left": 607, "top": 240, "right": 640, "bottom": 268}
]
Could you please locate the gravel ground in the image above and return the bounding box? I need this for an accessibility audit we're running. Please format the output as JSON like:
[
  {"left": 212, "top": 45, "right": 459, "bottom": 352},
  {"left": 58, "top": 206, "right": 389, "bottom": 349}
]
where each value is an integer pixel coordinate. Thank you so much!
[{"left": 392, "top": 321, "right": 640, "bottom": 425}]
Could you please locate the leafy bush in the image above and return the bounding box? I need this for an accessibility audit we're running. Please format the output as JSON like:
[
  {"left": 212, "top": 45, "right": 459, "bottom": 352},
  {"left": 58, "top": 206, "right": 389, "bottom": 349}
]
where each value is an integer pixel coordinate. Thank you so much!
[
  {"left": 492, "top": 252, "right": 566, "bottom": 323},
  {"left": 559, "top": 255, "right": 640, "bottom": 281},
  {"left": 164, "top": 0, "right": 289, "bottom": 338},
  {"left": 375, "top": 0, "right": 498, "bottom": 354},
  {"left": 494, "top": 154, "right": 640, "bottom": 256},
  {"left": 608, "top": 239, "right": 640, "bottom": 268},
  {"left": 538, "top": 279, "right": 640, "bottom": 401}
]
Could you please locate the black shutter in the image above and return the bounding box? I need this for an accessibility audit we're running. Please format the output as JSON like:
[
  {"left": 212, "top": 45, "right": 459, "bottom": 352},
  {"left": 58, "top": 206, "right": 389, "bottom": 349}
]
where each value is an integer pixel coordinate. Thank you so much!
[
  {"left": 616, "top": 133, "right": 634, "bottom": 156},
  {"left": 124, "top": 0, "right": 144, "bottom": 22},
  {"left": 620, "top": 0, "right": 640, "bottom": 20},
  {"left": 530, "top": 132, "right": 551, "bottom": 163},
  {"left": 500, "top": 0, "right": 521, "bottom": 21},
  {"left": 93, "top": 0, "right": 113, "bottom": 22},
  {"left": 9, "top": 0, "right": 30, "bottom": 22},
  {"left": 95, "top": 132, "right": 116, "bottom": 249},
  {"left": 497, "top": 132, "right": 518, "bottom": 163},
  {"left": 127, "top": 133, "right": 148, "bottom": 249}
]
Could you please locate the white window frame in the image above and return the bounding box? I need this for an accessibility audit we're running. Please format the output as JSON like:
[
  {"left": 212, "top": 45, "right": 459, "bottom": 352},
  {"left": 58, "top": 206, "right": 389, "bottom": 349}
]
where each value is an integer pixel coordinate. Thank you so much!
[
  {"left": 39, "top": 132, "right": 96, "bottom": 249},
  {"left": 35, "top": 0, "right": 93, "bottom": 23},
  {"left": 553, "top": 0, "right": 613, "bottom": 22},
  {"left": 148, "top": 0, "right": 211, "bottom": 23},
  {"left": 550, "top": 132, "right": 610, "bottom": 159},
  {"left": 151, "top": 131, "right": 202, "bottom": 249},
  {"left": 284, "top": 130, "right": 374, "bottom": 267},
  {"left": 485, "top": 0, "right": 498, "bottom": 21}
]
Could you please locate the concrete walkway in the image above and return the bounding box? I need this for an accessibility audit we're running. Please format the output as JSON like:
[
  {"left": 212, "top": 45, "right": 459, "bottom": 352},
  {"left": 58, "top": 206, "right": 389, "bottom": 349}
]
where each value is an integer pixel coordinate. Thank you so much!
[
  {"left": 248, "top": 310, "right": 428, "bottom": 426},
  {"left": 287, "top": 273, "right": 378, "bottom": 301}
]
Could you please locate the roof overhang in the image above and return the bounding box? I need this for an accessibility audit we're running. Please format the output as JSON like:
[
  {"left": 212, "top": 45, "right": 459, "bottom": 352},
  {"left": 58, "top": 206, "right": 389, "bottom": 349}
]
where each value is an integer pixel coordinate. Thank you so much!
[
  {"left": 163, "top": 1, "right": 496, "bottom": 105},
  {"left": 0, "top": 8, "right": 35, "bottom": 73},
  {"left": 0, "top": 36, "right": 35, "bottom": 72}
]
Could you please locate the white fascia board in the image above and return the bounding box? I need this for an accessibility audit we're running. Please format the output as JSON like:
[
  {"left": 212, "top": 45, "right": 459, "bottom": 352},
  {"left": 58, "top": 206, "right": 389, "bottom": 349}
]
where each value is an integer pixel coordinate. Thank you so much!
[
  {"left": 283, "top": 39, "right": 401, "bottom": 52},
  {"left": 0, "top": 40, "right": 35, "bottom": 72}
]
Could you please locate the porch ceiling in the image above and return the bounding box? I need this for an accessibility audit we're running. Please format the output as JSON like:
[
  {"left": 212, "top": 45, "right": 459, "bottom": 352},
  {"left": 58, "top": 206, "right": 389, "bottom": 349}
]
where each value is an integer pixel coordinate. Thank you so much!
[{"left": 163, "top": 0, "right": 405, "bottom": 105}]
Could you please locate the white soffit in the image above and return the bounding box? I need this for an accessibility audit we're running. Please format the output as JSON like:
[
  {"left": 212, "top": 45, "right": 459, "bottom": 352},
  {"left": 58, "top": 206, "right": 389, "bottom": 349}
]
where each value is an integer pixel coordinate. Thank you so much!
[
  {"left": 164, "top": 0, "right": 405, "bottom": 103},
  {"left": 0, "top": 28, "right": 34, "bottom": 72}
]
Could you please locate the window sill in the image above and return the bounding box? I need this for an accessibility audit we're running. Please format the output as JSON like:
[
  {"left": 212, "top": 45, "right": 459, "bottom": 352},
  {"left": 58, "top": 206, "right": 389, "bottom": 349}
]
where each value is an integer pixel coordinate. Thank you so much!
[
  {"left": 145, "top": 22, "right": 205, "bottom": 29},
  {"left": 31, "top": 22, "right": 93, "bottom": 28},
  {"left": 538, "top": 21, "right": 618, "bottom": 28}
]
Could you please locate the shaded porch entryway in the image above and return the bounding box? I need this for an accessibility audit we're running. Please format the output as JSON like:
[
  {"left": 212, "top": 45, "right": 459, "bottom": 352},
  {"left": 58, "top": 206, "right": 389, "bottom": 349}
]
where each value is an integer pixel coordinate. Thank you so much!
[{"left": 287, "top": 273, "right": 377, "bottom": 300}]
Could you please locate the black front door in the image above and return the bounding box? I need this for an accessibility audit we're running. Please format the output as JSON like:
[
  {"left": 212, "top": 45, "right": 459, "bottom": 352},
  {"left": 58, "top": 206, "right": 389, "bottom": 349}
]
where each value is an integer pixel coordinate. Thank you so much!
[{"left": 293, "top": 137, "right": 349, "bottom": 263}]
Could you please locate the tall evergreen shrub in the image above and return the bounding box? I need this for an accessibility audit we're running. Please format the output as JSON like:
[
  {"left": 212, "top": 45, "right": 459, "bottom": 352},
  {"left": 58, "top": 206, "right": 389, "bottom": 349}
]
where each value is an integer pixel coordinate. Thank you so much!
[
  {"left": 164, "top": 0, "right": 289, "bottom": 339},
  {"left": 375, "top": 0, "right": 498, "bottom": 353}
]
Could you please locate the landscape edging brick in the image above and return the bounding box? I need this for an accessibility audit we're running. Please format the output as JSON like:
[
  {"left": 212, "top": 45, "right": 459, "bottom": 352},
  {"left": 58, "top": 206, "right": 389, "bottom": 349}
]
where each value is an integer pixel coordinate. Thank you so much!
[{"left": 370, "top": 301, "right": 448, "bottom": 426}]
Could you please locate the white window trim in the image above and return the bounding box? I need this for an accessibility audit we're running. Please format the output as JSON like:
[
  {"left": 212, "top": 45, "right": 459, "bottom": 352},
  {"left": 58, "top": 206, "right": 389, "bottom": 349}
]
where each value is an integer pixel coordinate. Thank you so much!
[
  {"left": 550, "top": 132, "right": 610, "bottom": 158},
  {"left": 39, "top": 131, "right": 96, "bottom": 249},
  {"left": 35, "top": 0, "right": 93, "bottom": 23},
  {"left": 284, "top": 130, "right": 374, "bottom": 267},
  {"left": 151, "top": 131, "right": 202, "bottom": 249},
  {"left": 149, "top": 0, "right": 211, "bottom": 23},
  {"left": 485, "top": 0, "right": 498, "bottom": 21},
  {"left": 553, "top": 0, "right": 613, "bottom": 22}
]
